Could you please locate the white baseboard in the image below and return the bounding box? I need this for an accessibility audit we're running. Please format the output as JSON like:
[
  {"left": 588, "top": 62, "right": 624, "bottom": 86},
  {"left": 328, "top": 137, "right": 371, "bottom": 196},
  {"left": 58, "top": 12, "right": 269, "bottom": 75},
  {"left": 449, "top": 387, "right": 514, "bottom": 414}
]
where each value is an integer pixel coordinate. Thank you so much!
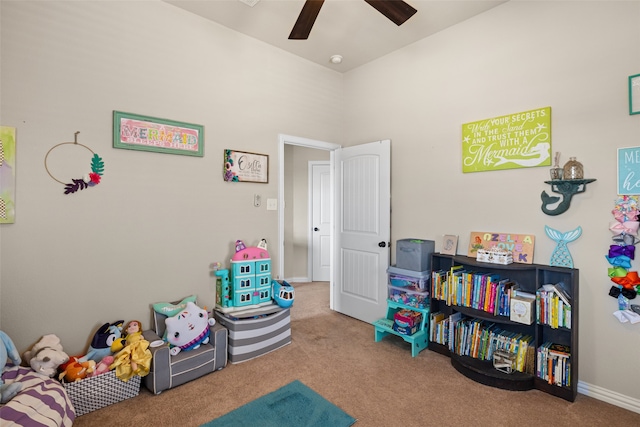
[{"left": 578, "top": 380, "right": 640, "bottom": 414}]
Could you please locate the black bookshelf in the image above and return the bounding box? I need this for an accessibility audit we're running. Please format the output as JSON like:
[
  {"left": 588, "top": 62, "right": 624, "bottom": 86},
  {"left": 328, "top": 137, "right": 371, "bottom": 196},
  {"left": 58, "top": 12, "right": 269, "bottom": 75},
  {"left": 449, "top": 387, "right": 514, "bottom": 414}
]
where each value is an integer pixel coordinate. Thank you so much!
[{"left": 429, "top": 253, "right": 578, "bottom": 402}]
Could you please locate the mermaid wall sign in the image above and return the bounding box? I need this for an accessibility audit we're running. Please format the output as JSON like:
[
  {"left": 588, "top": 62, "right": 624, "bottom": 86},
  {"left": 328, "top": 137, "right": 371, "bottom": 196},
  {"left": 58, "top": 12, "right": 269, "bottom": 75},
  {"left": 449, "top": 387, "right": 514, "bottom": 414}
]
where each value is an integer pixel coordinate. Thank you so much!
[
  {"left": 462, "top": 107, "right": 551, "bottom": 173},
  {"left": 545, "top": 225, "right": 582, "bottom": 268}
]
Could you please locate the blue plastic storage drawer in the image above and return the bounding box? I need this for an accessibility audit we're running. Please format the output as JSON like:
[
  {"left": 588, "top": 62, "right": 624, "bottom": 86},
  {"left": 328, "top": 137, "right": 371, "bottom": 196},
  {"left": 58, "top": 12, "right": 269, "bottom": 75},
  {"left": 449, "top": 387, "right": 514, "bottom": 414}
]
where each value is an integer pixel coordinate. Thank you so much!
[{"left": 387, "top": 266, "right": 430, "bottom": 290}]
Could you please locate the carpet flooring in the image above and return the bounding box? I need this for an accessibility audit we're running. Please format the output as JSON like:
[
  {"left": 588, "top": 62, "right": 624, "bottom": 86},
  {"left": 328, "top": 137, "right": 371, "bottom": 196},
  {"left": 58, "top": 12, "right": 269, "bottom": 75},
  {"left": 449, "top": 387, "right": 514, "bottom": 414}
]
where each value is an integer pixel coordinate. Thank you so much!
[{"left": 72, "top": 281, "right": 640, "bottom": 427}]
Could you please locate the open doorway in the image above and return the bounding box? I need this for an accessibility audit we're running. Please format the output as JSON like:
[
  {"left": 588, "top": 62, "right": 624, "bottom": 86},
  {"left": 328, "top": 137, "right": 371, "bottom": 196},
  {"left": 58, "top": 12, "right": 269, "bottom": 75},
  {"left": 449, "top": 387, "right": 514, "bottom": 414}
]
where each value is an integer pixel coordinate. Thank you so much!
[{"left": 277, "top": 135, "right": 340, "bottom": 306}]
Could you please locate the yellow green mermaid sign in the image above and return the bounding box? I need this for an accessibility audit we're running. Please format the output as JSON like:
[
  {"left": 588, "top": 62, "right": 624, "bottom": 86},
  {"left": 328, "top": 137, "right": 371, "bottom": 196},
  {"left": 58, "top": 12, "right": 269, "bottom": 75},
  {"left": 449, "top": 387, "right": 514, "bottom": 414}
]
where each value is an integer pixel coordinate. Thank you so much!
[{"left": 462, "top": 107, "right": 551, "bottom": 173}]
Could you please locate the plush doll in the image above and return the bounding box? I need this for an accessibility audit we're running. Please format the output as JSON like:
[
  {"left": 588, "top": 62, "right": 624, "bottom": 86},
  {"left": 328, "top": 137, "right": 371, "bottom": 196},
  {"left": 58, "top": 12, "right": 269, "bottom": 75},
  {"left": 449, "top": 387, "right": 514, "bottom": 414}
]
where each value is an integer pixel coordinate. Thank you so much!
[
  {"left": 0, "top": 330, "right": 23, "bottom": 404},
  {"left": 23, "top": 334, "right": 69, "bottom": 378},
  {"left": 78, "top": 320, "right": 123, "bottom": 363},
  {"left": 109, "top": 320, "right": 152, "bottom": 382},
  {"left": 58, "top": 359, "right": 95, "bottom": 382},
  {"left": 164, "top": 302, "right": 216, "bottom": 356},
  {"left": 90, "top": 355, "right": 114, "bottom": 377}
]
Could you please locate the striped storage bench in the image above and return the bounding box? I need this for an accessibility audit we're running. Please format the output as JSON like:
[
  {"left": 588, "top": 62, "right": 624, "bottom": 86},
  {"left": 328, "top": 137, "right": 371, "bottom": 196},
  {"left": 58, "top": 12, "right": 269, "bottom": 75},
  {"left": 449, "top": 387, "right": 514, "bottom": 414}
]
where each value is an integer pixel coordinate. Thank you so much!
[{"left": 214, "top": 304, "right": 291, "bottom": 364}]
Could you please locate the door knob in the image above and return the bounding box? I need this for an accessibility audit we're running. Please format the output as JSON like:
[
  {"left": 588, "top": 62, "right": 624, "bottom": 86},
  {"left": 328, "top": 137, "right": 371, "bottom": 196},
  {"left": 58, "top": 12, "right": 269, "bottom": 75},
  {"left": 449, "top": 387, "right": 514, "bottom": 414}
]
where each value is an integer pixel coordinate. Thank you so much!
[
  {"left": 314, "top": 227, "right": 319, "bottom": 231},
  {"left": 378, "top": 241, "right": 386, "bottom": 247}
]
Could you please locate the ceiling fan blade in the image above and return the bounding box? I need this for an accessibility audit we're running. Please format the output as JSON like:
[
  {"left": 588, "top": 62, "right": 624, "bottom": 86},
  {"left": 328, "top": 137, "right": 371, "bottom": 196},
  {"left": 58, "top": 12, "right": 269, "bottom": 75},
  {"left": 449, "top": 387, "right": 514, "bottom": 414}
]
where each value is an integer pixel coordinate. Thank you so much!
[
  {"left": 289, "top": 0, "right": 325, "bottom": 40},
  {"left": 364, "top": 0, "right": 417, "bottom": 26}
]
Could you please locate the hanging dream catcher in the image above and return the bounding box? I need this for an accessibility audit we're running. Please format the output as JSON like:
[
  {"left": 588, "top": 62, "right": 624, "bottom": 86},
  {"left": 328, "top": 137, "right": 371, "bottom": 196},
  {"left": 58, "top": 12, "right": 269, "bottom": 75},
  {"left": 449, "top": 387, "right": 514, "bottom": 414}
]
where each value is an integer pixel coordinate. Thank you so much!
[{"left": 44, "top": 132, "right": 104, "bottom": 194}]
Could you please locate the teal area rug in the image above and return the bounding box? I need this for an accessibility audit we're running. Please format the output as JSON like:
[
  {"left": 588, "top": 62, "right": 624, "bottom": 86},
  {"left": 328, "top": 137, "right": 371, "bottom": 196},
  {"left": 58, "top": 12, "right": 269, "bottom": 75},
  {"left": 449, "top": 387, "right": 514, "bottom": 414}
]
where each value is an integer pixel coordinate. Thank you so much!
[{"left": 201, "top": 380, "right": 356, "bottom": 427}]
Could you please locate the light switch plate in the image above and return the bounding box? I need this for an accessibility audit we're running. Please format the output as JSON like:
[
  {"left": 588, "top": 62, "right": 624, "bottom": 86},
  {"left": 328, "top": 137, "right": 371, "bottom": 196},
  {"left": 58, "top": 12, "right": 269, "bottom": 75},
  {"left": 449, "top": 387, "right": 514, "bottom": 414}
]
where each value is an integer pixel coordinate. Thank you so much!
[{"left": 266, "top": 198, "right": 278, "bottom": 210}]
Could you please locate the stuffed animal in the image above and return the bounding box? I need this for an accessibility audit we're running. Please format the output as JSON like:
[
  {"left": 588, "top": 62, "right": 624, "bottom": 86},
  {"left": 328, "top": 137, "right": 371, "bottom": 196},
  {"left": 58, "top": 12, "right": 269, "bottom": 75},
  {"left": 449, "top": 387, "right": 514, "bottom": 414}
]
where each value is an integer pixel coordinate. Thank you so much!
[
  {"left": 109, "top": 320, "right": 152, "bottom": 381},
  {"left": 164, "top": 302, "right": 216, "bottom": 356},
  {"left": 58, "top": 359, "right": 95, "bottom": 382},
  {"left": 78, "top": 320, "right": 123, "bottom": 363},
  {"left": 90, "top": 355, "right": 114, "bottom": 377},
  {"left": 23, "top": 334, "right": 69, "bottom": 378},
  {"left": 0, "top": 330, "right": 23, "bottom": 403}
]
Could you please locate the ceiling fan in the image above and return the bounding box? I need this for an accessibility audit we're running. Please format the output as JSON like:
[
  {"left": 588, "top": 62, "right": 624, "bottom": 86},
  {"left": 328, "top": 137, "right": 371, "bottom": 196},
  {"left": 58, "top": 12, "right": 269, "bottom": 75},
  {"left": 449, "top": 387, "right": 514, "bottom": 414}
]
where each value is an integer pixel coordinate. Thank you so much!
[{"left": 289, "top": 0, "right": 417, "bottom": 40}]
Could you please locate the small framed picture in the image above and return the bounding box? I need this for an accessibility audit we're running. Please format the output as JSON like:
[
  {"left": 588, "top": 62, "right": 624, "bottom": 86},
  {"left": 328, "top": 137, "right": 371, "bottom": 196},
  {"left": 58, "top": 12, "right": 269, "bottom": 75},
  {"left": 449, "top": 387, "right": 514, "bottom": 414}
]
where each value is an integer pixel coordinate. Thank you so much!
[
  {"left": 630, "top": 74, "right": 640, "bottom": 115},
  {"left": 223, "top": 149, "right": 269, "bottom": 183},
  {"left": 441, "top": 235, "right": 458, "bottom": 255}
]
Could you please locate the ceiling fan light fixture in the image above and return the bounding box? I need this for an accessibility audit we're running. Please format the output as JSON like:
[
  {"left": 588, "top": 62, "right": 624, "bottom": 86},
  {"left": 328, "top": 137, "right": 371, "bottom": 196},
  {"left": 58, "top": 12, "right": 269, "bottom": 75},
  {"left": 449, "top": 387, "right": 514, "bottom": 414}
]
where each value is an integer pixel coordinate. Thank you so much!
[{"left": 330, "top": 55, "right": 343, "bottom": 64}]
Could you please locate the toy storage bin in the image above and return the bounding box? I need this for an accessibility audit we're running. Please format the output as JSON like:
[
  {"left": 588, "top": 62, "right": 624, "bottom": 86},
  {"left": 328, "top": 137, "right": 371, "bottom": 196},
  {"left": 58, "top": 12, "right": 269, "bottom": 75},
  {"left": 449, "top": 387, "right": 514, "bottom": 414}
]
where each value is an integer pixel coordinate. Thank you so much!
[
  {"left": 62, "top": 370, "right": 141, "bottom": 416},
  {"left": 396, "top": 238, "right": 435, "bottom": 272},
  {"left": 394, "top": 308, "right": 423, "bottom": 328},
  {"left": 214, "top": 305, "right": 291, "bottom": 364},
  {"left": 387, "top": 284, "right": 429, "bottom": 308},
  {"left": 387, "top": 266, "right": 430, "bottom": 290}
]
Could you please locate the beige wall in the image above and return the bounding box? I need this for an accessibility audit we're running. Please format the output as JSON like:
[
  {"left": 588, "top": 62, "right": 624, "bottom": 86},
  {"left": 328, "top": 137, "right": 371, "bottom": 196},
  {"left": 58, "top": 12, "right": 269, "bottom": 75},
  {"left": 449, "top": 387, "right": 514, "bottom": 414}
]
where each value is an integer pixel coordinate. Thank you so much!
[
  {"left": 0, "top": 1, "right": 343, "bottom": 354},
  {"left": 344, "top": 0, "right": 640, "bottom": 406},
  {"left": 2, "top": 0, "right": 640, "bottom": 411}
]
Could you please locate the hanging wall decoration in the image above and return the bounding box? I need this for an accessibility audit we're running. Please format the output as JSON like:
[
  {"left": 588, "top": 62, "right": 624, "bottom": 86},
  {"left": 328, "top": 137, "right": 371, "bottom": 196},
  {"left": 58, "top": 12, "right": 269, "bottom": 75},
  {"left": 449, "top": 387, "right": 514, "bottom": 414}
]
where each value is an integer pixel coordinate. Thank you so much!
[
  {"left": 223, "top": 149, "right": 268, "bottom": 183},
  {"left": 462, "top": 106, "right": 551, "bottom": 173},
  {"left": 608, "top": 195, "right": 640, "bottom": 324},
  {"left": 44, "top": 132, "right": 105, "bottom": 195},
  {"left": 113, "top": 111, "right": 204, "bottom": 157},
  {"left": 629, "top": 73, "right": 640, "bottom": 115},
  {"left": 544, "top": 225, "right": 581, "bottom": 268},
  {"left": 0, "top": 126, "right": 16, "bottom": 223}
]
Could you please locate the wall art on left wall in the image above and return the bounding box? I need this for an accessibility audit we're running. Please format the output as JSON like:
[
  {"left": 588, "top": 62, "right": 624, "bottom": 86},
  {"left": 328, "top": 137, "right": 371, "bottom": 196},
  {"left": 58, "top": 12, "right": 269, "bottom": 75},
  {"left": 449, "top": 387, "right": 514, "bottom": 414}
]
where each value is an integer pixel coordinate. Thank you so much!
[
  {"left": 0, "top": 126, "right": 16, "bottom": 223},
  {"left": 113, "top": 111, "right": 204, "bottom": 157}
]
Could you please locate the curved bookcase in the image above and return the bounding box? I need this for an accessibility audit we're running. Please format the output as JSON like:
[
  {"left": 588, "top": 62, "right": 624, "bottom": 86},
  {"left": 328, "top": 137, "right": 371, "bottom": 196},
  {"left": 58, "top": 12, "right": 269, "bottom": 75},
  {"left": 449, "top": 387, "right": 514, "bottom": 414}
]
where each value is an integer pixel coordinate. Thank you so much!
[{"left": 428, "top": 253, "right": 578, "bottom": 402}]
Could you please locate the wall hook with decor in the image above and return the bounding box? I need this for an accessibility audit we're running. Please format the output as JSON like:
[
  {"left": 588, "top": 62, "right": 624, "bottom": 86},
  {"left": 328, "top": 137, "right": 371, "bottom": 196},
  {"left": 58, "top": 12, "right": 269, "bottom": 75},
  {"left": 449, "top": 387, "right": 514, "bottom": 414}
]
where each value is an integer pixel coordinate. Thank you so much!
[
  {"left": 44, "top": 131, "right": 105, "bottom": 195},
  {"left": 541, "top": 179, "right": 596, "bottom": 216}
]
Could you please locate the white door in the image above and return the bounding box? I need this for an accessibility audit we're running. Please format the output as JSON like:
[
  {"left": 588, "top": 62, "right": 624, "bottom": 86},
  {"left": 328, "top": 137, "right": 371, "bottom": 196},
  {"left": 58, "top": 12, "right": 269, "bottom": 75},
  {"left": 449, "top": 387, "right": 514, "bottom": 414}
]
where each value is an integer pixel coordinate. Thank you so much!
[
  {"left": 311, "top": 162, "right": 331, "bottom": 281},
  {"left": 333, "top": 140, "right": 391, "bottom": 324}
]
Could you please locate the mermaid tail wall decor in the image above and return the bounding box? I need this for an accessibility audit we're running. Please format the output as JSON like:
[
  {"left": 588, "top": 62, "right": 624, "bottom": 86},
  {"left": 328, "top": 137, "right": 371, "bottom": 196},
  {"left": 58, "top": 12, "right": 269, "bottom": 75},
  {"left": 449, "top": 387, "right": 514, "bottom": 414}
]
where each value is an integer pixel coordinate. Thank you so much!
[{"left": 545, "top": 225, "right": 582, "bottom": 268}]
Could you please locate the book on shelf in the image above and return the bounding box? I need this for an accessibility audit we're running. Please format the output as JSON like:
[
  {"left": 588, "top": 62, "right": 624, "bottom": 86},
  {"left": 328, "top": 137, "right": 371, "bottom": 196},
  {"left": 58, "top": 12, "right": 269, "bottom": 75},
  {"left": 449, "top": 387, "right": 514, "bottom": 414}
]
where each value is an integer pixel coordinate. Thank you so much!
[
  {"left": 429, "top": 311, "right": 445, "bottom": 343},
  {"left": 448, "top": 312, "right": 462, "bottom": 352},
  {"left": 537, "top": 287, "right": 571, "bottom": 329},
  {"left": 548, "top": 343, "right": 570, "bottom": 358},
  {"left": 542, "top": 282, "right": 571, "bottom": 307},
  {"left": 537, "top": 342, "right": 571, "bottom": 386}
]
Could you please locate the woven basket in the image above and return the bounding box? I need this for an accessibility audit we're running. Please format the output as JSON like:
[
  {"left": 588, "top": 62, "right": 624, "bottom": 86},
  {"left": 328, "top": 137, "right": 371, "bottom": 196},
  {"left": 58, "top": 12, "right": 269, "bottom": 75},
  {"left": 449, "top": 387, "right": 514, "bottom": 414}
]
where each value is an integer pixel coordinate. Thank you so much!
[{"left": 62, "top": 370, "right": 141, "bottom": 416}]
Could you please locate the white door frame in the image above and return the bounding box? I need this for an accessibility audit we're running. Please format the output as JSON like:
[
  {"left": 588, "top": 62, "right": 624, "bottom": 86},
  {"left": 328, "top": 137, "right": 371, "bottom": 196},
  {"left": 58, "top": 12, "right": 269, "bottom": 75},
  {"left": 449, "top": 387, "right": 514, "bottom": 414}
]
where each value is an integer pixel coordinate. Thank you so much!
[{"left": 278, "top": 134, "right": 341, "bottom": 307}]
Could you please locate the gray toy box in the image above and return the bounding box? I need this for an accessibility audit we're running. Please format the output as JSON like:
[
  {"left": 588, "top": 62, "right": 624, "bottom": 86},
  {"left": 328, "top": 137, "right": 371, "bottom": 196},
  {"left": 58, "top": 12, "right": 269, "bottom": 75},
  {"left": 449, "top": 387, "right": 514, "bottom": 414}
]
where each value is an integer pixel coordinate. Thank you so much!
[
  {"left": 396, "top": 238, "right": 435, "bottom": 272},
  {"left": 214, "top": 304, "right": 291, "bottom": 364}
]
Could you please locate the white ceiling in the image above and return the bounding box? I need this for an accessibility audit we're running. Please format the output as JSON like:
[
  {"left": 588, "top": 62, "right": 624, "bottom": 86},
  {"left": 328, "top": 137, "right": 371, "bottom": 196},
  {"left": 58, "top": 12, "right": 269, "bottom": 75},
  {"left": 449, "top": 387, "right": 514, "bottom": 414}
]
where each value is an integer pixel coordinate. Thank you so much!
[{"left": 165, "top": 0, "right": 507, "bottom": 72}]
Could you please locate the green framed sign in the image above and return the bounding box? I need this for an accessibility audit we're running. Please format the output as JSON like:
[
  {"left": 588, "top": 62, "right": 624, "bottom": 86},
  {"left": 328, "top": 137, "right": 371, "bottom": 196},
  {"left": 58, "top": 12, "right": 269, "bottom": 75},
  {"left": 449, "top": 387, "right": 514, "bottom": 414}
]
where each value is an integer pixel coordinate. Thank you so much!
[
  {"left": 630, "top": 74, "right": 640, "bottom": 115},
  {"left": 462, "top": 107, "right": 551, "bottom": 173},
  {"left": 113, "top": 111, "right": 204, "bottom": 157}
]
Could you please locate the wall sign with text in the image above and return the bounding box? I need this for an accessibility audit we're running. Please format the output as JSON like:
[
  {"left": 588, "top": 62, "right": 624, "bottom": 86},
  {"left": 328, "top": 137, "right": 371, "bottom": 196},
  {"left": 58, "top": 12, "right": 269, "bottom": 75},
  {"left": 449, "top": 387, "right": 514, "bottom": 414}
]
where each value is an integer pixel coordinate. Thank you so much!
[
  {"left": 618, "top": 146, "right": 640, "bottom": 195},
  {"left": 224, "top": 149, "right": 268, "bottom": 183},
  {"left": 468, "top": 231, "right": 535, "bottom": 264},
  {"left": 462, "top": 107, "right": 552, "bottom": 173},
  {"left": 113, "top": 111, "right": 204, "bottom": 157}
]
